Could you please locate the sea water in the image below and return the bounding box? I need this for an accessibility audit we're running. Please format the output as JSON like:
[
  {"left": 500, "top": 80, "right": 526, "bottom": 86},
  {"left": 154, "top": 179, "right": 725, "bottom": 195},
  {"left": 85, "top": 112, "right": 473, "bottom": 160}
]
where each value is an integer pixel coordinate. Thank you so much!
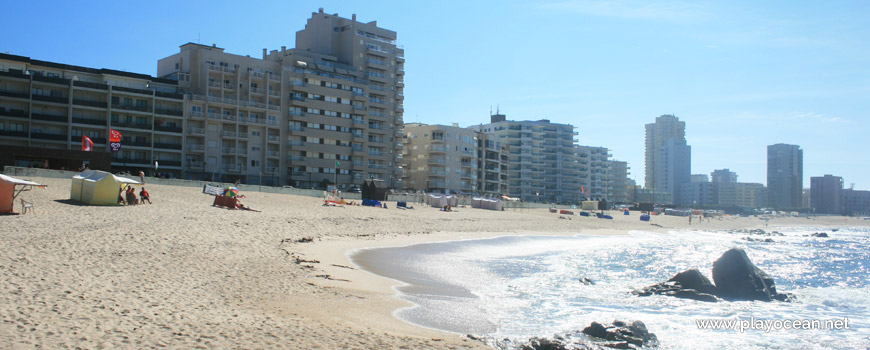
[{"left": 351, "top": 226, "right": 870, "bottom": 349}]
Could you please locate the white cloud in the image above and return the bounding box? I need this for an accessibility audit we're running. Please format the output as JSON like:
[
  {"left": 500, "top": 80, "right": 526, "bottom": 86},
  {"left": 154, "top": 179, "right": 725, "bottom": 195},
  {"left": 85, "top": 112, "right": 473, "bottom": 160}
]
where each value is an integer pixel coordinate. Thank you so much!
[{"left": 541, "top": 0, "right": 713, "bottom": 22}]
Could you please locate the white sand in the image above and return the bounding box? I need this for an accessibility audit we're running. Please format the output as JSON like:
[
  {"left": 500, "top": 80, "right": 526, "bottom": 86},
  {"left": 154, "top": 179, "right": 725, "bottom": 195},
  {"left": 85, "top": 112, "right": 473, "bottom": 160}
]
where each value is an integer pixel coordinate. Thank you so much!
[{"left": 2, "top": 176, "right": 866, "bottom": 349}]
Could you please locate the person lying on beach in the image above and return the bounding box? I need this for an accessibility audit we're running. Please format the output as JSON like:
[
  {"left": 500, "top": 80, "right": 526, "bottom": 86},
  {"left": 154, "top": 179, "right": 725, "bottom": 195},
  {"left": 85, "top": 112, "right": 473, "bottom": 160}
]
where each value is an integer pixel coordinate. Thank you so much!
[
  {"left": 235, "top": 202, "right": 261, "bottom": 212},
  {"left": 441, "top": 205, "right": 452, "bottom": 212}
]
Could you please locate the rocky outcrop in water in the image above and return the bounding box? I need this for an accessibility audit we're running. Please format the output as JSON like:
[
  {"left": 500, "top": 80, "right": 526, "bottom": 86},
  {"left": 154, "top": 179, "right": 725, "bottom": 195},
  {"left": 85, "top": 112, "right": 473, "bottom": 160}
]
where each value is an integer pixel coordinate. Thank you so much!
[
  {"left": 488, "top": 320, "right": 658, "bottom": 350},
  {"left": 634, "top": 269, "right": 720, "bottom": 302},
  {"left": 635, "top": 248, "right": 792, "bottom": 302},
  {"left": 810, "top": 232, "right": 829, "bottom": 237},
  {"left": 712, "top": 248, "right": 791, "bottom": 302},
  {"left": 581, "top": 320, "right": 658, "bottom": 349}
]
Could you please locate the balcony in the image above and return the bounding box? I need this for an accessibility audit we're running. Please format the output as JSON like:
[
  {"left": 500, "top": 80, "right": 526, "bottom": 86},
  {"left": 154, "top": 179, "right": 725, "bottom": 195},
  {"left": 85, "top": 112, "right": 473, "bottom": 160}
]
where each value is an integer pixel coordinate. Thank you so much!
[
  {"left": 154, "top": 125, "right": 182, "bottom": 133},
  {"left": 287, "top": 140, "right": 306, "bottom": 147},
  {"left": 187, "top": 144, "right": 205, "bottom": 152},
  {"left": 0, "top": 108, "right": 28, "bottom": 119},
  {"left": 70, "top": 136, "right": 107, "bottom": 144},
  {"left": 267, "top": 151, "right": 280, "bottom": 158},
  {"left": 0, "top": 130, "right": 27, "bottom": 138},
  {"left": 111, "top": 121, "right": 151, "bottom": 130},
  {"left": 207, "top": 112, "right": 222, "bottom": 120},
  {"left": 73, "top": 80, "right": 109, "bottom": 90},
  {"left": 187, "top": 127, "right": 205, "bottom": 135},
  {"left": 71, "top": 117, "right": 106, "bottom": 125},
  {"left": 112, "top": 104, "right": 150, "bottom": 113},
  {"left": 30, "top": 132, "right": 67, "bottom": 141},
  {"left": 222, "top": 131, "right": 236, "bottom": 138},
  {"left": 0, "top": 89, "right": 30, "bottom": 99},
  {"left": 73, "top": 99, "right": 108, "bottom": 108},
  {"left": 111, "top": 157, "right": 150, "bottom": 166},
  {"left": 368, "top": 163, "right": 387, "bottom": 169},
  {"left": 222, "top": 148, "right": 236, "bottom": 155},
  {"left": 429, "top": 146, "right": 447, "bottom": 153},
  {"left": 367, "top": 150, "right": 384, "bottom": 156},
  {"left": 0, "top": 69, "right": 28, "bottom": 80},
  {"left": 267, "top": 135, "right": 279, "bottom": 142},
  {"left": 113, "top": 86, "right": 152, "bottom": 95},
  {"left": 33, "top": 75, "right": 71, "bottom": 85},
  {"left": 155, "top": 108, "right": 183, "bottom": 117},
  {"left": 221, "top": 114, "right": 236, "bottom": 122},
  {"left": 190, "top": 111, "right": 205, "bottom": 120},
  {"left": 32, "top": 94, "right": 67, "bottom": 104},
  {"left": 155, "top": 91, "right": 183, "bottom": 100},
  {"left": 428, "top": 158, "right": 447, "bottom": 164},
  {"left": 160, "top": 160, "right": 182, "bottom": 167},
  {"left": 188, "top": 161, "right": 204, "bottom": 169},
  {"left": 429, "top": 170, "right": 447, "bottom": 176}
]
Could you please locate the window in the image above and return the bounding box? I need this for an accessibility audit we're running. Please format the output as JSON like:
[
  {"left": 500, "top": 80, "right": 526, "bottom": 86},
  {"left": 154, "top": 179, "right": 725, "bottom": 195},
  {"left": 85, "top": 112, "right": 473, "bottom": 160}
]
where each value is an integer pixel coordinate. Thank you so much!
[
  {"left": 175, "top": 63, "right": 179, "bottom": 70},
  {"left": 124, "top": 98, "right": 133, "bottom": 106},
  {"left": 50, "top": 90, "right": 63, "bottom": 98},
  {"left": 135, "top": 117, "right": 147, "bottom": 125},
  {"left": 251, "top": 160, "right": 259, "bottom": 167},
  {"left": 251, "top": 130, "right": 261, "bottom": 136},
  {"left": 251, "top": 145, "right": 260, "bottom": 151},
  {"left": 191, "top": 105, "right": 202, "bottom": 113},
  {"left": 31, "top": 87, "right": 43, "bottom": 96}
]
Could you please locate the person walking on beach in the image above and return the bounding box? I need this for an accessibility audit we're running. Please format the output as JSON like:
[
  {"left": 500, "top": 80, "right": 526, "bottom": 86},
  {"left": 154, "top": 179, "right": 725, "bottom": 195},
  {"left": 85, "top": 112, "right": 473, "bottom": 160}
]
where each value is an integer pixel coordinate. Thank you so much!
[{"left": 139, "top": 170, "right": 145, "bottom": 184}]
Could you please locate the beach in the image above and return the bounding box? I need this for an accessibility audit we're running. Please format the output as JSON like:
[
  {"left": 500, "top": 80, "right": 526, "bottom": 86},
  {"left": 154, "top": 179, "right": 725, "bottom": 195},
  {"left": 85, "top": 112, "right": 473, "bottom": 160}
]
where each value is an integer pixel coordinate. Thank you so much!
[{"left": 1, "top": 176, "right": 866, "bottom": 349}]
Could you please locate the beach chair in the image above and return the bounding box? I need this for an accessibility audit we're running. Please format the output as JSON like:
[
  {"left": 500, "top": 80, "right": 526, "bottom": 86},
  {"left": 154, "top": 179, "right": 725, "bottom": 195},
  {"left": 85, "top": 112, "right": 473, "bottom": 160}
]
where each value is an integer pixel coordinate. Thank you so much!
[{"left": 21, "top": 198, "right": 34, "bottom": 215}]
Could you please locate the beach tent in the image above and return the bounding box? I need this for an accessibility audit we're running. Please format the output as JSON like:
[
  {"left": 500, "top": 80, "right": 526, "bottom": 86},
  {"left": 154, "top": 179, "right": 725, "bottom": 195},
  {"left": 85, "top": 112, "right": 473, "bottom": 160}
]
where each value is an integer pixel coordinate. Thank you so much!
[
  {"left": 70, "top": 170, "right": 140, "bottom": 205},
  {"left": 362, "top": 179, "right": 388, "bottom": 201},
  {"left": 0, "top": 174, "right": 46, "bottom": 214},
  {"left": 472, "top": 197, "right": 503, "bottom": 211}
]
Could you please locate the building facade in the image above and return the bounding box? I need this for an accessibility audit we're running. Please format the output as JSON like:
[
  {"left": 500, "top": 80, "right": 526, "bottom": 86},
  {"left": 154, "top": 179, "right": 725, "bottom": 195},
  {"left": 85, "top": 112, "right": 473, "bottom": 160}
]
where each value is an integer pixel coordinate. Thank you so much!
[
  {"left": 0, "top": 53, "right": 186, "bottom": 175},
  {"left": 477, "top": 132, "right": 510, "bottom": 196},
  {"left": 810, "top": 174, "right": 843, "bottom": 214},
  {"left": 576, "top": 145, "right": 611, "bottom": 200},
  {"left": 645, "top": 114, "right": 690, "bottom": 203},
  {"left": 474, "top": 114, "right": 581, "bottom": 204},
  {"left": 843, "top": 189, "right": 870, "bottom": 216},
  {"left": 711, "top": 169, "right": 737, "bottom": 183},
  {"left": 155, "top": 9, "right": 404, "bottom": 188},
  {"left": 401, "top": 123, "right": 479, "bottom": 194},
  {"left": 608, "top": 160, "right": 630, "bottom": 203},
  {"left": 767, "top": 143, "right": 803, "bottom": 210}
]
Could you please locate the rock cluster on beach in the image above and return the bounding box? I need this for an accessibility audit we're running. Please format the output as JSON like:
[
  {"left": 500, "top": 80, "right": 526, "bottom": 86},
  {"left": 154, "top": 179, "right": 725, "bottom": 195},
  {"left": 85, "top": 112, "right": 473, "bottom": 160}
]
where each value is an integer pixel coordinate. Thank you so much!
[
  {"left": 634, "top": 248, "right": 792, "bottom": 302},
  {"left": 501, "top": 320, "right": 658, "bottom": 350}
]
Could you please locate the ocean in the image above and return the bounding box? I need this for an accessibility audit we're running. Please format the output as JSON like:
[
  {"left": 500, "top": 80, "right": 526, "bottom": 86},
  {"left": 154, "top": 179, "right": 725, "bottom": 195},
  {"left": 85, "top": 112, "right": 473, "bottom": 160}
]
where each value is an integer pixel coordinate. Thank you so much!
[{"left": 350, "top": 226, "right": 870, "bottom": 349}]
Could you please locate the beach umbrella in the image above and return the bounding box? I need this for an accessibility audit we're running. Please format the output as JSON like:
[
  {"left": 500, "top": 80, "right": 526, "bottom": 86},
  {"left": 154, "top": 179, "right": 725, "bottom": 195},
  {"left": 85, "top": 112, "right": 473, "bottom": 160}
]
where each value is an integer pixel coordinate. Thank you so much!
[{"left": 223, "top": 187, "right": 240, "bottom": 197}]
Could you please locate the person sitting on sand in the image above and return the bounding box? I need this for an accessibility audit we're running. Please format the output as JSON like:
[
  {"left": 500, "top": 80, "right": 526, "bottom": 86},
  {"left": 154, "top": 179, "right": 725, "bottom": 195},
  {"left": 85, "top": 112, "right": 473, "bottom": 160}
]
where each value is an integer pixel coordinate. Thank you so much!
[
  {"left": 125, "top": 186, "right": 138, "bottom": 205},
  {"left": 441, "top": 205, "right": 452, "bottom": 212},
  {"left": 139, "top": 187, "right": 152, "bottom": 204}
]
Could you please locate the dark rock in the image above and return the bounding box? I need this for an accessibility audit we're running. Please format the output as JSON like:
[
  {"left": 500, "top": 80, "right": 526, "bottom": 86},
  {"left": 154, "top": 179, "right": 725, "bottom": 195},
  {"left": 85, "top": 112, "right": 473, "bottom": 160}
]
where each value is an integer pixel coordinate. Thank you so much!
[
  {"left": 811, "top": 232, "right": 828, "bottom": 237},
  {"left": 582, "top": 320, "right": 658, "bottom": 349},
  {"left": 582, "top": 322, "right": 608, "bottom": 339},
  {"left": 579, "top": 277, "right": 595, "bottom": 285},
  {"left": 711, "top": 248, "right": 788, "bottom": 301},
  {"left": 520, "top": 337, "right": 569, "bottom": 350},
  {"left": 634, "top": 269, "right": 720, "bottom": 302}
]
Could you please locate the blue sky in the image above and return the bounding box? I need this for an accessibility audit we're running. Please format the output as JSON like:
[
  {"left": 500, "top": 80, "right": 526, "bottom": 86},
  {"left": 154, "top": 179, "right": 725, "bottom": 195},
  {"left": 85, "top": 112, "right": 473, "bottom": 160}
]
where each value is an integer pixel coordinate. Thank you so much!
[{"left": 3, "top": 0, "right": 868, "bottom": 189}]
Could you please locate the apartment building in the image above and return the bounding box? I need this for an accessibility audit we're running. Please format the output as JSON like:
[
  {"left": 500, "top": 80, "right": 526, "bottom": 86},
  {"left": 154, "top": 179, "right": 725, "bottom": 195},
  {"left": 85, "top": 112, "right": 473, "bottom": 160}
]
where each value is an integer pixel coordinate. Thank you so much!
[
  {"left": 767, "top": 143, "right": 803, "bottom": 210},
  {"left": 474, "top": 114, "right": 581, "bottom": 204},
  {"left": 810, "top": 174, "right": 843, "bottom": 214},
  {"left": 156, "top": 9, "right": 404, "bottom": 187},
  {"left": 576, "top": 145, "right": 611, "bottom": 200},
  {"left": 0, "top": 53, "right": 185, "bottom": 174},
  {"left": 401, "top": 123, "right": 479, "bottom": 194},
  {"left": 608, "top": 160, "right": 631, "bottom": 203},
  {"left": 477, "top": 132, "right": 510, "bottom": 196}
]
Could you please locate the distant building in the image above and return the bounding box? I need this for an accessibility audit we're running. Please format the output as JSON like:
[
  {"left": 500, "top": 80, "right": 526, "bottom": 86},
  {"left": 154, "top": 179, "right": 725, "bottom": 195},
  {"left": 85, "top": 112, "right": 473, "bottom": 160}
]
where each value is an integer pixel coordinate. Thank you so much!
[
  {"left": 577, "top": 145, "right": 611, "bottom": 200},
  {"left": 474, "top": 114, "right": 581, "bottom": 204},
  {"left": 645, "top": 115, "right": 691, "bottom": 204},
  {"left": 608, "top": 160, "right": 631, "bottom": 203},
  {"left": 767, "top": 144, "right": 803, "bottom": 210},
  {"left": 711, "top": 169, "right": 738, "bottom": 183},
  {"left": 477, "top": 133, "right": 510, "bottom": 196},
  {"left": 401, "top": 123, "right": 480, "bottom": 194},
  {"left": 691, "top": 174, "right": 709, "bottom": 183},
  {"left": 810, "top": 175, "right": 844, "bottom": 214},
  {"left": 630, "top": 186, "right": 672, "bottom": 205},
  {"left": 843, "top": 189, "right": 870, "bottom": 216}
]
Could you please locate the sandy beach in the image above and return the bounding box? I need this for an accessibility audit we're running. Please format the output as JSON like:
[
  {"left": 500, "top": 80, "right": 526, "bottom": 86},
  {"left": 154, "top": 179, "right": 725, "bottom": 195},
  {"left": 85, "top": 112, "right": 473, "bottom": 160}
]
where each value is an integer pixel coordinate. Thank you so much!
[{"left": 1, "top": 176, "right": 866, "bottom": 349}]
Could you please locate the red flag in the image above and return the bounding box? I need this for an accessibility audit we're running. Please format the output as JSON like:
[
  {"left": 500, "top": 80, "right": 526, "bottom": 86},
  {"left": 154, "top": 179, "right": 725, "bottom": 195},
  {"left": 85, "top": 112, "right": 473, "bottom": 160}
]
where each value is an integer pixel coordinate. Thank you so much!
[
  {"left": 82, "top": 135, "right": 94, "bottom": 151},
  {"left": 109, "top": 129, "right": 122, "bottom": 143},
  {"left": 581, "top": 186, "right": 585, "bottom": 194}
]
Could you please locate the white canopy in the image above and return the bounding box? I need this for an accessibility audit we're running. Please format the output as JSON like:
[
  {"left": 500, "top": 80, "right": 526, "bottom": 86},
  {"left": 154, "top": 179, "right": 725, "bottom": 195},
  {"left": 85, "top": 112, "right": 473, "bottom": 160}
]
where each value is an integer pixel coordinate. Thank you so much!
[{"left": 0, "top": 174, "right": 45, "bottom": 187}]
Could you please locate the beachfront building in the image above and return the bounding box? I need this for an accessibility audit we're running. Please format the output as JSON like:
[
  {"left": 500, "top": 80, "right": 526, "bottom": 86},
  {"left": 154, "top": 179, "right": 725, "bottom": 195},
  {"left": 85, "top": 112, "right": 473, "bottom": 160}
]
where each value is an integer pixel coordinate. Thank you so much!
[
  {"left": 0, "top": 53, "right": 185, "bottom": 175},
  {"left": 645, "top": 114, "right": 691, "bottom": 204},
  {"left": 767, "top": 143, "right": 803, "bottom": 210},
  {"left": 608, "top": 160, "right": 631, "bottom": 203},
  {"left": 629, "top": 186, "right": 672, "bottom": 205},
  {"left": 401, "top": 123, "right": 478, "bottom": 194},
  {"left": 843, "top": 189, "right": 870, "bottom": 216},
  {"left": 576, "top": 145, "right": 611, "bottom": 200},
  {"left": 711, "top": 169, "right": 738, "bottom": 183},
  {"left": 477, "top": 132, "right": 510, "bottom": 196},
  {"left": 690, "top": 174, "right": 709, "bottom": 183},
  {"left": 810, "top": 174, "right": 844, "bottom": 214},
  {"left": 155, "top": 9, "right": 404, "bottom": 188},
  {"left": 473, "top": 114, "right": 581, "bottom": 204}
]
